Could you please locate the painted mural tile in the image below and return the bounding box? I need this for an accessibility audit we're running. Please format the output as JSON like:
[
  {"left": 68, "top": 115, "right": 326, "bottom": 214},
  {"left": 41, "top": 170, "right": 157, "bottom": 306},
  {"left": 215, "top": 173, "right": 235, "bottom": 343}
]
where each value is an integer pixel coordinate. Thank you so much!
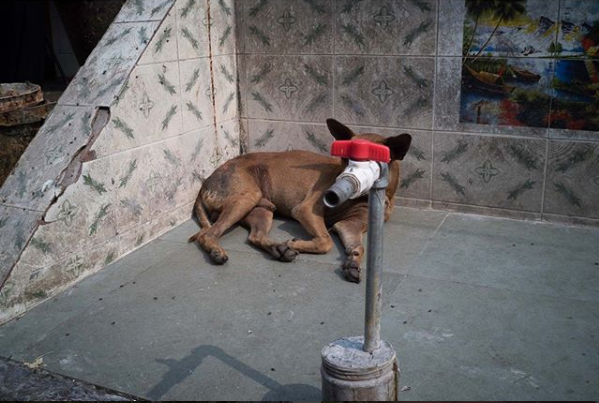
[
  {"left": 0, "top": 106, "right": 95, "bottom": 211},
  {"left": 434, "top": 56, "right": 550, "bottom": 137},
  {"left": 176, "top": 0, "right": 211, "bottom": 59},
  {"left": 243, "top": 0, "right": 333, "bottom": 54},
  {"left": 210, "top": 0, "right": 237, "bottom": 56},
  {"left": 544, "top": 141, "right": 599, "bottom": 219},
  {"left": 460, "top": 57, "right": 554, "bottom": 129},
  {"left": 213, "top": 54, "right": 240, "bottom": 122},
  {"left": 557, "top": 0, "right": 599, "bottom": 59},
  {"left": 0, "top": 206, "right": 43, "bottom": 286},
  {"left": 114, "top": 0, "right": 176, "bottom": 22},
  {"left": 335, "top": 0, "right": 437, "bottom": 55},
  {"left": 335, "top": 56, "right": 434, "bottom": 129},
  {"left": 462, "top": 0, "right": 559, "bottom": 60},
  {"left": 59, "top": 22, "right": 160, "bottom": 107},
  {"left": 548, "top": 59, "right": 599, "bottom": 132},
  {"left": 247, "top": 119, "right": 332, "bottom": 155},
  {"left": 432, "top": 132, "right": 546, "bottom": 212},
  {"left": 179, "top": 58, "right": 214, "bottom": 132},
  {"left": 353, "top": 126, "right": 432, "bottom": 201},
  {"left": 92, "top": 62, "right": 183, "bottom": 158},
  {"left": 0, "top": 264, "right": 30, "bottom": 323},
  {"left": 246, "top": 55, "right": 333, "bottom": 122},
  {"left": 138, "top": 10, "right": 179, "bottom": 65}
]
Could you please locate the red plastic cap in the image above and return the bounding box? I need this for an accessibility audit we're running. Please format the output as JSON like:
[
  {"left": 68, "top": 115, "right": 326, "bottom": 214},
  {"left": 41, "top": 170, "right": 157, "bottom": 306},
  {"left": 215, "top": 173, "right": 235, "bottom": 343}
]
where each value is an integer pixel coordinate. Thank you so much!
[{"left": 330, "top": 139, "right": 391, "bottom": 162}]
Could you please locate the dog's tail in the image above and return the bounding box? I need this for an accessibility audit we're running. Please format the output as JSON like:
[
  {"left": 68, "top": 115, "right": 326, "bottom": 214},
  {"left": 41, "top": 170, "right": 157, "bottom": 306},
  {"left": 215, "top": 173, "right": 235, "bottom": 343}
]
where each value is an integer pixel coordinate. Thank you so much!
[{"left": 189, "top": 193, "right": 211, "bottom": 243}]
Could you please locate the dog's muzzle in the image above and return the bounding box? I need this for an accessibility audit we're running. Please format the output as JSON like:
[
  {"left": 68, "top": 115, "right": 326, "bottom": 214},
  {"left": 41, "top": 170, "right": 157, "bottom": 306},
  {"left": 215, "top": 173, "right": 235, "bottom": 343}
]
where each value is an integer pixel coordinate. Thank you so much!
[{"left": 323, "top": 160, "right": 381, "bottom": 208}]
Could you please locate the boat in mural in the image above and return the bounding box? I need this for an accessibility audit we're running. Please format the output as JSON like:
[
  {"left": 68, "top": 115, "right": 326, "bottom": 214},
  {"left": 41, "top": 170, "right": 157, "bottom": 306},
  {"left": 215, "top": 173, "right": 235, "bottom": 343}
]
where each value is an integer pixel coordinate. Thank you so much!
[
  {"left": 510, "top": 65, "right": 541, "bottom": 82},
  {"left": 463, "top": 65, "right": 515, "bottom": 95}
]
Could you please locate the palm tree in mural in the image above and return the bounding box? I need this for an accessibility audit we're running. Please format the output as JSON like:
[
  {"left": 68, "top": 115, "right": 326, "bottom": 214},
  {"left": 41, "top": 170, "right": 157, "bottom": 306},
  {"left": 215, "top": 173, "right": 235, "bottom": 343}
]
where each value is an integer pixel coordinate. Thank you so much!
[
  {"left": 463, "top": 0, "right": 496, "bottom": 64},
  {"left": 469, "top": 0, "right": 527, "bottom": 63}
]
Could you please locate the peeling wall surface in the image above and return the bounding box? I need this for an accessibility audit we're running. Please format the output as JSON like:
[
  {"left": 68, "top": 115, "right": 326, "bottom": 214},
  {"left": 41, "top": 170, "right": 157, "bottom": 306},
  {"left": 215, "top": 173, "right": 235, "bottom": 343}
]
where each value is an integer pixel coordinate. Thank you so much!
[
  {"left": 1, "top": 0, "right": 598, "bottom": 324},
  {"left": 0, "top": 0, "right": 238, "bottom": 323}
]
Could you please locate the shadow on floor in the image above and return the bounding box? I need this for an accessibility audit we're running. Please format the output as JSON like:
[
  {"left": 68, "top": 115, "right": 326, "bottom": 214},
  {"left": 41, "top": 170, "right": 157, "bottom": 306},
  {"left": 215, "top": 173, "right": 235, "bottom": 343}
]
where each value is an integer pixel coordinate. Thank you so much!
[{"left": 148, "top": 345, "right": 321, "bottom": 401}]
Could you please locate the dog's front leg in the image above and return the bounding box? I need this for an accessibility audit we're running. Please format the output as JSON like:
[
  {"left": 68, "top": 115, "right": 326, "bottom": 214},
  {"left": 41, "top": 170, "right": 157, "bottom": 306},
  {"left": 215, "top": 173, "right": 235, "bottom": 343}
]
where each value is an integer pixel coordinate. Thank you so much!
[
  {"left": 332, "top": 216, "right": 368, "bottom": 283},
  {"left": 287, "top": 201, "right": 334, "bottom": 255}
]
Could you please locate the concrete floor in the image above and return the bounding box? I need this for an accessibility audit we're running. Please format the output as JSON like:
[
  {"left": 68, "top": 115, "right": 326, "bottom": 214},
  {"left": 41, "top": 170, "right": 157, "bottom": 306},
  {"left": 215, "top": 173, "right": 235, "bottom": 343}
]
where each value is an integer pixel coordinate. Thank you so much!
[{"left": 0, "top": 207, "right": 598, "bottom": 401}]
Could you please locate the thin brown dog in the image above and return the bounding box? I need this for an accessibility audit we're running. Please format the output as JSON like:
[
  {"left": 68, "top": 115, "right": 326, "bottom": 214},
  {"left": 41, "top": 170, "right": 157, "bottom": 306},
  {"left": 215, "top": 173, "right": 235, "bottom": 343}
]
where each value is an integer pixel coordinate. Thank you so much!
[{"left": 189, "top": 119, "right": 412, "bottom": 283}]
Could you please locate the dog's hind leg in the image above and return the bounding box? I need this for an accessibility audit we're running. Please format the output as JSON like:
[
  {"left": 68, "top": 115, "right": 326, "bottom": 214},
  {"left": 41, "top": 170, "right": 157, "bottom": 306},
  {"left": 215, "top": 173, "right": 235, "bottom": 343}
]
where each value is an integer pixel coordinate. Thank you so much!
[
  {"left": 242, "top": 199, "right": 299, "bottom": 262},
  {"left": 332, "top": 214, "right": 368, "bottom": 283},
  {"left": 195, "top": 193, "right": 261, "bottom": 264}
]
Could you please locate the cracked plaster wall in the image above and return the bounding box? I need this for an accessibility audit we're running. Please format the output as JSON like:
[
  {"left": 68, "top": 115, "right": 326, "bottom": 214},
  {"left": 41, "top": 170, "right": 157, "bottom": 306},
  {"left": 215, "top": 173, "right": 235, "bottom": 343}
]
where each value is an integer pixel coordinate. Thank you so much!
[{"left": 0, "top": 0, "right": 239, "bottom": 323}]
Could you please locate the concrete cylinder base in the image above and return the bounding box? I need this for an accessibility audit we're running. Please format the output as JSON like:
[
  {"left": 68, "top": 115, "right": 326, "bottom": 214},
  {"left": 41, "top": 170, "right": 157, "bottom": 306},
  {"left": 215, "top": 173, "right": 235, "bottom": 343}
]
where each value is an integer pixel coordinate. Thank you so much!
[{"left": 321, "top": 336, "right": 399, "bottom": 401}]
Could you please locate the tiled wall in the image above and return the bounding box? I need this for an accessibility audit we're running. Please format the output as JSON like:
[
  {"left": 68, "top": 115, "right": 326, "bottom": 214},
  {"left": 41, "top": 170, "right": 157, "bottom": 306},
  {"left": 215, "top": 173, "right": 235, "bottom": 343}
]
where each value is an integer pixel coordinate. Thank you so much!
[
  {"left": 0, "top": 0, "right": 239, "bottom": 323},
  {"left": 236, "top": 0, "right": 599, "bottom": 226}
]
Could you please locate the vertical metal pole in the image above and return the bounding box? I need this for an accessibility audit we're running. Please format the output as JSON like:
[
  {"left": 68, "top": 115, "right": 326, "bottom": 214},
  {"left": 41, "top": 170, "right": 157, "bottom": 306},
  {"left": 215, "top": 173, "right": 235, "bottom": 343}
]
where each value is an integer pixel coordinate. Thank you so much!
[{"left": 364, "top": 163, "right": 389, "bottom": 353}]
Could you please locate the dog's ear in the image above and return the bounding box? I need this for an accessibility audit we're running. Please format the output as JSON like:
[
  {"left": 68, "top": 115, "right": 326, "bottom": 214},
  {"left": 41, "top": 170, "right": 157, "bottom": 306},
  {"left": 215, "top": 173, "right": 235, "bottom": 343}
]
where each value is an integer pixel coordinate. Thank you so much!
[
  {"left": 385, "top": 134, "right": 412, "bottom": 161},
  {"left": 326, "top": 119, "right": 355, "bottom": 141}
]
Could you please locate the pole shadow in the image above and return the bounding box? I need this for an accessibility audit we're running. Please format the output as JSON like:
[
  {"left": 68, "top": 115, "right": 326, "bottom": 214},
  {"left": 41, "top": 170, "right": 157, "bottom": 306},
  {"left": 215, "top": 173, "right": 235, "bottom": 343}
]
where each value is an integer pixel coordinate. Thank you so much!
[{"left": 147, "top": 345, "right": 320, "bottom": 401}]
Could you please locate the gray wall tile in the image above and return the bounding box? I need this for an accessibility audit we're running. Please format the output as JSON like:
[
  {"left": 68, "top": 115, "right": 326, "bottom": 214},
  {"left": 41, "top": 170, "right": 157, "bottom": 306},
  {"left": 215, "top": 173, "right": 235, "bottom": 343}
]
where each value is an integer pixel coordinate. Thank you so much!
[
  {"left": 335, "top": 56, "right": 434, "bottom": 129},
  {"left": 246, "top": 55, "right": 333, "bottom": 122},
  {"left": 433, "top": 132, "right": 546, "bottom": 212},
  {"left": 242, "top": 0, "right": 334, "bottom": 54},
  {"left": 544, "top": 140, "right": 599, "bottom": 219},
  {"left": 335, "top": 0, "right": 437, "bottom": 56}
]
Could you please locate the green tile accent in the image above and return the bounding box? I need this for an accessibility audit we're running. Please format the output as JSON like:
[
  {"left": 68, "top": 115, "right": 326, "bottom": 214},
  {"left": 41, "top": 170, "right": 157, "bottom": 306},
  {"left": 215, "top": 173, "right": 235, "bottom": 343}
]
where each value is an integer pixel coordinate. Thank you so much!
[
  {"left": 181, "top": 27, "right": 200, "bottom": 49},
  {"left": 441, "top": 172, "right": 466, "bottom": 197},
  {"left": 507, "top": 179, "right": 536, "bottom": 201},
  {"left": 441, "top": 141, "right": 469, "bottom": 163},
  {"left": 401, "top": 168, "right": 426, "bottom": 189},
  {"left": 89, "top": 204, "right": 111, "bottom": 236},
  {"left": 83, "top": 174, "right": 107, "bottom": 195},
  {"left": 113, "top": 117, "right": 134, "bottom": 139},
  {"left": 249, "top": 0, "right": 268, "bottom": 17}
]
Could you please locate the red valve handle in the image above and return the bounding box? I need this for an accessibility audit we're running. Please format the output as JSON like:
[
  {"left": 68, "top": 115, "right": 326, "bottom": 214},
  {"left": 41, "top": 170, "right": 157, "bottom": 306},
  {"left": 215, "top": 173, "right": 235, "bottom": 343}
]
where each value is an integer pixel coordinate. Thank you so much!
[{"left": 330, "top": 139, "right": 391, "bottom": 163}]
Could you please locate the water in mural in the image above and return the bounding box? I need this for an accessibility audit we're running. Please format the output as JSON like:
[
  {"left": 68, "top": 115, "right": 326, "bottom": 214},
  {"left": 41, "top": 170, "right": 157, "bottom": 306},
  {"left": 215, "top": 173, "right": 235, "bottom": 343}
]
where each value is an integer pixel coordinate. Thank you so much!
[{"left": 460, "top": 0, "right": 599, "bottom": 131}]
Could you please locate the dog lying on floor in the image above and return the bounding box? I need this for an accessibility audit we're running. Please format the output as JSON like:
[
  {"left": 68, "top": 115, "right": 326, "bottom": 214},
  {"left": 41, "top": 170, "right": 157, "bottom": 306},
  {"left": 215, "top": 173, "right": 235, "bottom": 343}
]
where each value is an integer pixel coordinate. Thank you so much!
[{"left": 189, "top": 119, "right": 411, "bottom": 283}]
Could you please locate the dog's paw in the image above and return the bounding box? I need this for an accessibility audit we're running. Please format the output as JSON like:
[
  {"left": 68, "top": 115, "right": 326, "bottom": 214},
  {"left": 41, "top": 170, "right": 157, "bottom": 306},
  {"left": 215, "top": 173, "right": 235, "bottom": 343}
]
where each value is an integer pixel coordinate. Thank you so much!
[
  {"left": 271, "top": 242, "right": 298, "bottom": 262},
  {"left": 342, "top": 259, "right": 361, "bottom": 283},
  {"left": 210, "top": 249, "right": 229, "bottom": 265}
]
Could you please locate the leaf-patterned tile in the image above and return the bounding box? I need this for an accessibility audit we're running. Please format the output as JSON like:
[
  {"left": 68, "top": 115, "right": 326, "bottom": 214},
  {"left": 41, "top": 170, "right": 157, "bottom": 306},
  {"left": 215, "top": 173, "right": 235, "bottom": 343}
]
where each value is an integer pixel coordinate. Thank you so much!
[
  {"left": 21, "top": 157, "right": 120, "bottom": 268},
  {"left": 176, "top": 0, "right": 210, "bottom": 59},
  {"left": 243, "top": 0, "right": 333, "bottom": 54},
  {"left": 433, "top": 132, "right": 546, "bottom": 212},
  {"left": 0, "top": 205, "right": 42, "bottom": 286},
  {"left": 92, "top": 61, "right": 183, "bottom": 158},
  {"left": 0, "top": 106, "right": 96, "bottom": 211},
  {"left": 335, "top": 0, "right": 437, "bottom": 56},
  {"left": 114, "top": 0, "right": 175, "bottom": 22},
  {"left": 247, "top": 55, "right": 333, "bottom": 122},
  {"left": 217, "top": 119, "right": 242, "bottom": 163},
  {"left": 210, "top": 0, "right": 237, "bottom": 55},
  {"left": 138, "top": 10, "right": 178, "bottom": 65},
  {"left": 179, "top": 58, "right": 213, "bottom": 132},
  {"left": 335, "top": 56, "right": 434, "bottom": 129},
  {"left": 59, "top": 22, "right": 160, "bottom": 107},
  {"left": 213, "top": 54, "right": 239, "bottom": 122},
  {"left": 544, "top": 141, "right": 599, "bottom": 219},
  {"left": 248, "top": 119, "right": 331, "bottom": 154}
]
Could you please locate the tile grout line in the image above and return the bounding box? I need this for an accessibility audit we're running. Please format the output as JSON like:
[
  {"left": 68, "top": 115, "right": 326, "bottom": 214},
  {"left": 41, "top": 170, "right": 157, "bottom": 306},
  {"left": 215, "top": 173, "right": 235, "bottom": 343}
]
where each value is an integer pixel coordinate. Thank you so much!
[
  {"left": 431, "top": 0, "right": 441, "bottom": 202},
  {"left": 241, "top": 116, "right": 599, "bottom": 144},
  {"left": 418, "top": 211, "right": 450, "bottom": 257}
]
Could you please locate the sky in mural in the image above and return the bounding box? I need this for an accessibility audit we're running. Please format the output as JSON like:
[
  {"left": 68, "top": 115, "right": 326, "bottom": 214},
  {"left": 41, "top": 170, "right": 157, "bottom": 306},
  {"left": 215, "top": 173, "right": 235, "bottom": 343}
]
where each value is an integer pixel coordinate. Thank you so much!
[{"left": 460, "top": 0, "right": 599, "bottom": 131}]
